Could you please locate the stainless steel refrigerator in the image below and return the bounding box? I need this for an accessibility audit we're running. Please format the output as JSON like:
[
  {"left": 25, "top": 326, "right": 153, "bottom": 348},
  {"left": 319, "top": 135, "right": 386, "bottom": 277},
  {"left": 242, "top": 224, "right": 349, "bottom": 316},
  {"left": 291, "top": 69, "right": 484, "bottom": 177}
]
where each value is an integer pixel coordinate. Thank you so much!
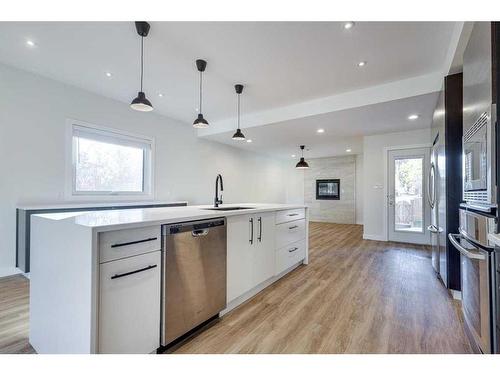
[{"left": 428, "top": 73, "right": 463, "bottom": 292}]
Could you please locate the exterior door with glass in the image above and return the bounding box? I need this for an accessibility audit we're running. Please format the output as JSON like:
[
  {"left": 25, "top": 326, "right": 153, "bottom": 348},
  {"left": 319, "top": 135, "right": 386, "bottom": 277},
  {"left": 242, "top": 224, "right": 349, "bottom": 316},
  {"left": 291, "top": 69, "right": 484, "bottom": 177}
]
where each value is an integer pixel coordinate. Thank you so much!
[{"left": 388, "top": 148, "right": 431, "bottom": 244}]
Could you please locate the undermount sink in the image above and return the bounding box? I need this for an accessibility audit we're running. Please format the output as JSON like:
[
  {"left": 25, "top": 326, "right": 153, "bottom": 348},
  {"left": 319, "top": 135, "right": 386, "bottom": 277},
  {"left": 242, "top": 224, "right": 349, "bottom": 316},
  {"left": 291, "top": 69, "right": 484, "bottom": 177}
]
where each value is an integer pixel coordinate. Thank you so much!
[{"left": 202, "top": 206, "right": 254, "bottom": 211}]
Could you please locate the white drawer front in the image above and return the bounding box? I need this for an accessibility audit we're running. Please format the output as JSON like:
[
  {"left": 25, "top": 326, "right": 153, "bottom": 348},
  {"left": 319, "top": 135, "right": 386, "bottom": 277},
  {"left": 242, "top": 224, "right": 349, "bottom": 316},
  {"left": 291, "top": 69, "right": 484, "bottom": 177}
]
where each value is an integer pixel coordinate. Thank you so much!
[
  {"left": 99, "top": 226, "right": 161, "bottom": 263},
  {"left": 99, "top": 250, "right": 161, "bottom": 353},
  {"left": 275, "top": 208, "right": 305, "bottom": 225},
  {"left": 275, "top": 219, "right": 306, "bottom": 249},
  {"left": 275, "top": 240, "right": 306, "bottom": 275}
]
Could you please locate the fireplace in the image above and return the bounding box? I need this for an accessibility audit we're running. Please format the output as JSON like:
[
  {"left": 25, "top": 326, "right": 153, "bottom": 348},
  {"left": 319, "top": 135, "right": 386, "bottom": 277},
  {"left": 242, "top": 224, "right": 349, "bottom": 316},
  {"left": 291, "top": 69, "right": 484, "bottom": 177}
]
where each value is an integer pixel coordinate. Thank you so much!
[{"left": 316, "top": 179, "right": 340, "bottom": 200}]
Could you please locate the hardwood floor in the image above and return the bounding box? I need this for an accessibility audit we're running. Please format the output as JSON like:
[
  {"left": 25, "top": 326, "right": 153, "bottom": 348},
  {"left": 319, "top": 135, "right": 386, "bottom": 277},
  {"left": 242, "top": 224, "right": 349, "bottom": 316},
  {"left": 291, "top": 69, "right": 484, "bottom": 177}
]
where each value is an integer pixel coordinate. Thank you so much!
[
  {"left": 172, "top": 223, "right": 472, "bottom": 354},
  {"left": 0, "top": 274, "right": 32, "bottom": 353},
  {"left": 0, "top": 222, "right": 472, "bottom": 354}
]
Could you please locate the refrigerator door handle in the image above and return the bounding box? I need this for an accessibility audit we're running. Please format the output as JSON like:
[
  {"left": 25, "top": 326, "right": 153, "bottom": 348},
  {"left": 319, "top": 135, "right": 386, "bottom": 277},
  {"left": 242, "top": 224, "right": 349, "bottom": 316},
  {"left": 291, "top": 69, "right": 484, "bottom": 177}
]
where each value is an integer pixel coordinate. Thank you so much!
[{"left": 427, "top": 163, "right": 436, "bottom": 209}]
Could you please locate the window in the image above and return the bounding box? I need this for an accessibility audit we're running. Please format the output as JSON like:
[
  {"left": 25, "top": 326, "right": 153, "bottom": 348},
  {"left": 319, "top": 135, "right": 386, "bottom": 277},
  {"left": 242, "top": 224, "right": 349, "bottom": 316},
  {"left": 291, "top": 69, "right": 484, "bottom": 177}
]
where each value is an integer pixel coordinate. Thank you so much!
[{"left": 70, "top": 122, "right": 153, "bottom": 196}]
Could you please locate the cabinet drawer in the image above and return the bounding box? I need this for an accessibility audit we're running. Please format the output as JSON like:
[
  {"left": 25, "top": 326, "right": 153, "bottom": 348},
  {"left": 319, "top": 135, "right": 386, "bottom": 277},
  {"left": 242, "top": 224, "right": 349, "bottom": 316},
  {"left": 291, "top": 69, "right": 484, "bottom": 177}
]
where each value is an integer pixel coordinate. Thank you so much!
[
  {"left": 99, "top": 250, "right": 161, "bottom": 353},
  {"left": 275, "top": 240, "right": 306, "bottom": 275},
  {"left": 275, "top": 219, "right": 306, "bottom": 249},
  {"left": 275, "top": 208, "right": 305, "bottom": 225},
  {"left": 99, "top": 226, "right": 161, "bottom": 263}
]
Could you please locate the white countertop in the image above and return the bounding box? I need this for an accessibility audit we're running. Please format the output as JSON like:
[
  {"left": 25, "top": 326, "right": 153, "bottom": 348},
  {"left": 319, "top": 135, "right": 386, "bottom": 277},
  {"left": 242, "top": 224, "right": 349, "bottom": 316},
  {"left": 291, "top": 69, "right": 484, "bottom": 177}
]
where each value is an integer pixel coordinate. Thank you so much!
[
  {"left": 34, "top": 203, "right": 307, "bottom": 232},
  {"left": 17, "top": 200, "right": 188, "bottom": 210},
  {"left": 488, "top": 233, "right": 500, "bottom": 247}
]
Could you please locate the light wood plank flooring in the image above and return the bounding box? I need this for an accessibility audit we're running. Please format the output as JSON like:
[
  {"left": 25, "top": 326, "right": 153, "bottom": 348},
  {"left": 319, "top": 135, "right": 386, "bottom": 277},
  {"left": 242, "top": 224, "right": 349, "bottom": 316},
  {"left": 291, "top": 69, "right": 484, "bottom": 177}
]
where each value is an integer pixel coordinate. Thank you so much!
[{"left": 0, "top": 223, "right": 472, "bottom": 354}]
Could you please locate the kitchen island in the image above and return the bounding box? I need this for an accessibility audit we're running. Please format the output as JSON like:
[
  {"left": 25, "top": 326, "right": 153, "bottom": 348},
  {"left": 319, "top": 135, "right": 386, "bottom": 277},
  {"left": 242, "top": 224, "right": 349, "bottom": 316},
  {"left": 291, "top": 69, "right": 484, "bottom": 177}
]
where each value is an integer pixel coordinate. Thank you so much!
[{"left": 29, "top": 203, "right": 308, "bottom": 354}]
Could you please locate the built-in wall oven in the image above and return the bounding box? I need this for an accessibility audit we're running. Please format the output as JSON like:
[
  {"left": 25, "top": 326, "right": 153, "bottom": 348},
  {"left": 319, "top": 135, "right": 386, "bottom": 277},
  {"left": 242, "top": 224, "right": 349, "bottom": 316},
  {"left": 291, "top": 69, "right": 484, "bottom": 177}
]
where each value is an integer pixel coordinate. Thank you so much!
[{"left": 449, "top": 207, "right": 497, "bottom": 353}]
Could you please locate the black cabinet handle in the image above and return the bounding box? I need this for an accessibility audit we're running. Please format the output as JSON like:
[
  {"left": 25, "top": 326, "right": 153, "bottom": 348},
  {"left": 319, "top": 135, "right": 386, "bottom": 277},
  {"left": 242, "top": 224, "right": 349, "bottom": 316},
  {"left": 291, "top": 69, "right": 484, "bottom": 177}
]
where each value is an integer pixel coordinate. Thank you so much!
[
  {"left": 287, "top": 213, "right": 299, "bottom": 216},
  {"left": 111, "top": 264, "right": 157, "bottom": 279},
  {"left": 258, "top": 217, "right": 262, "bottom": 242},
  {"left": 111, "top": 237, "right": 157, "bottom": 248},
  {"left": 249, "top": 218, "right": 254, "bottom": 244},
  {"left": 288, "top": 247, "right": 299, "bottom": 253},
  {"left": 288, "top": 225, "right": 299, "bottom": 230}
]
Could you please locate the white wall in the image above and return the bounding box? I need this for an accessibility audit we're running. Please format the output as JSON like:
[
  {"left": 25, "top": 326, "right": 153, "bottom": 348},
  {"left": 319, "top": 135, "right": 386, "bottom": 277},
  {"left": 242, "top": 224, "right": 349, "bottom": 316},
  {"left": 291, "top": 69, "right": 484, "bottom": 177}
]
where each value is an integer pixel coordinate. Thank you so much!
[
  {"left": 285, "top": 166, "right": 305, "bottom": 205},
  {"left": 362, "top": 128, "right": 431, "bottom": 241},
  {"left": 0, "top": 63, "right": 287, "bottom": 276},
  {"left": 355, "top": 154, "right": 363, "bottom": 225}
]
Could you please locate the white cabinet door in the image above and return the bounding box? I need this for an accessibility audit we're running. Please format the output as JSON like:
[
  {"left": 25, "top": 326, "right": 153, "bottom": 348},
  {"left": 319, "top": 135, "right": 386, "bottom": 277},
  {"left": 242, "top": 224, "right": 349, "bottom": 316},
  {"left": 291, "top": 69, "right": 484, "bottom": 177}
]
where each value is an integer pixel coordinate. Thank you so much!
[
  {"left": 226, "top": 214, "right": 254, "bottom": 302},
  {"left": 99, "top": 250, "right": 161, "bottom": 353},
  {"left": 252, "top": 212, "right": 276, "bottom": 286}
]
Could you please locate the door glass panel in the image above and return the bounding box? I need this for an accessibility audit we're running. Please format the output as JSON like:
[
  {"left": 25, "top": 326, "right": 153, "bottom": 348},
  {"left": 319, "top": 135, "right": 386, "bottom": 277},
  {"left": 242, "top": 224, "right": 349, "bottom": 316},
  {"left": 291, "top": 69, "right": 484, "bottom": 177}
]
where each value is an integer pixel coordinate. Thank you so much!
[{"left": 394, "top": 157, "right": 424, "bottom": 233}]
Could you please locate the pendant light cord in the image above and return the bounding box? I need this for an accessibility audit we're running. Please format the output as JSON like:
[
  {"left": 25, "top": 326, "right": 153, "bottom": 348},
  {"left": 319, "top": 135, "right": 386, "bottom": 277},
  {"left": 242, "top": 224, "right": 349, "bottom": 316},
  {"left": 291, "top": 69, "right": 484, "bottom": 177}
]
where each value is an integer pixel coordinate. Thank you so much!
[
  {"left": 199, "top": 71, "right": 203, "bottom": 114},
  {"left": 140, "top": 36, "right": 144, "bottom": 92},
  {"left": 237, "top": 93, "right": 240, "bottom": 130}
]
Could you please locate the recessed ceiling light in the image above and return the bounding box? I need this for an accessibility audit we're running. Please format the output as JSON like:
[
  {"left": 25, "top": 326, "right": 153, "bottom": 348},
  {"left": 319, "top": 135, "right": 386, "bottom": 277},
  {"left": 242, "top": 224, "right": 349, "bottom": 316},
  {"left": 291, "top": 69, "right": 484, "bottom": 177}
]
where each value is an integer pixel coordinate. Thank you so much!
[
  {"left": 317, "top": 128, "right": 325, "bottom": 133},
  {"left": 26, "top": 40, "right": 35, "bottom": 47},
  {"left": 105, "top": 72, "right": 112, "bottom": 78},
  {"left": 291, "top": 154, "right": 296, "bottom": 158},
  {"left": 408, "top": 114, "right": 419, "bottom": 120},
  {"left": 346, "top": 148, "right": 352, "bottom": 152},
  {"left": 246, "top": 139, "right": 252, "bottom": 143},
  {"left": 357, "top": 61, "right": 366, "bottom": 67},
  {"left": 158, "top": 93, "right": 163, "bottom": 97},
  {"left": 344, "top": 22, "right": 355, "bottom": 30}
]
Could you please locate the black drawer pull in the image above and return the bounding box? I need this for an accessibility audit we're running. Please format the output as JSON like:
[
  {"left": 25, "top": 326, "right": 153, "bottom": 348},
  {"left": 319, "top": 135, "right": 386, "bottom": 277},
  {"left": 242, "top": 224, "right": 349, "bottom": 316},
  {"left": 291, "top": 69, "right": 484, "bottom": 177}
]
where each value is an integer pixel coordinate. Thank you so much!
[
  {"left": 288, "top": 225, "right": 299, "bottom": 230},
  {"left": 111, "top": 237, "right": 157, "bottom": 248},
  {"left": 288, "top": 247, "right": 299, "bottom": 253},
  {"left": 111, "top": 264, "right": 157, "bottom": 279},
  {"left": 287, "top": 213, "right": 299, "bottom": 216}
]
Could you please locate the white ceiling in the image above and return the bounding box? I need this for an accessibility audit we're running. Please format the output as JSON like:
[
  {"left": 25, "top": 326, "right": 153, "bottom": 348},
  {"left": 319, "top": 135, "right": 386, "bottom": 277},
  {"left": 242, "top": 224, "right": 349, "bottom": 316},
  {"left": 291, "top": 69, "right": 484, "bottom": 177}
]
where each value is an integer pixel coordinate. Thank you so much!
[
  {"left": 0, "top": 21, "right": 462, "bottom": 158},
  {"left": 204, "top": 92, "right": 439, "bottom": 158}
]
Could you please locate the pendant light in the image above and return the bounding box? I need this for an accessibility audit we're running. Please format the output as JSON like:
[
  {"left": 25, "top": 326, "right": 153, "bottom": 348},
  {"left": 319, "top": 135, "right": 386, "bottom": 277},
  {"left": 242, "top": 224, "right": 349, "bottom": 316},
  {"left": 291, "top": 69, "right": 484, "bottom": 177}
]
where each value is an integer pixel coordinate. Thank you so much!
[
  {"left": 232, "top": 84, "right": 246, "bottom": 140},
  {"left": 193, "top": 59, "right": 209, "bottom": 128},
  {"left": 295, "top": 145, "right": 310, "bottom": 169},
  {"left": 130, "top": 22, "right": 153, "bottom": 112}
]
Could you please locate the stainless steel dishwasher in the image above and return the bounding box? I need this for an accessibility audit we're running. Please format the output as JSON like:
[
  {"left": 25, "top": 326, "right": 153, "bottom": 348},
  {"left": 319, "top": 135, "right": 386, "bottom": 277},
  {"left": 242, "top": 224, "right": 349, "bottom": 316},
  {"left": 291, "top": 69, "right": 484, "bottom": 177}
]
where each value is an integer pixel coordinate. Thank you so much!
[{"left": 161, "top": 218, "right": 227, "bottom": 346}]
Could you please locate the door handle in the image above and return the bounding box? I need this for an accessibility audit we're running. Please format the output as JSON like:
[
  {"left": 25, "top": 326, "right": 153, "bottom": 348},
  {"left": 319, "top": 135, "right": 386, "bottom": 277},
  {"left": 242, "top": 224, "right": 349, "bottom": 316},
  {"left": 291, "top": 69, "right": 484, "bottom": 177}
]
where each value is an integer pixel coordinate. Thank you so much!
[
  {"left": 427, "top": 225, "right": 438, "bottom": 233},
  {"left": 448, "top": 233, "right": 486, "bottom": 260},
  {"left": 257, "top": 217, "right": 262, "bottom": 242},
  {"left": 249, "top": 218, "right": 254, "bottom": 245}
]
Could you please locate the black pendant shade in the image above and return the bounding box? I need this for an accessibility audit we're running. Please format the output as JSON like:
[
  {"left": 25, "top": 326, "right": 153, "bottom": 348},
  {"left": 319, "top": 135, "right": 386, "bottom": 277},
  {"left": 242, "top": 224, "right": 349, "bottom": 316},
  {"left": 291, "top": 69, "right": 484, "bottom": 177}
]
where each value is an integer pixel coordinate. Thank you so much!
[
  {"left": 232, "top": 84, "right": 246, "bottom": 140},
  {"left": 232, "top": 128, "right": 245, "bottom": 140},
  {"left": 193, "top": 59, "right": 209, "bottom": 128},
  {"left": 295, "top": 145, "right": 310, "bottom": 169},
  {"left": 131, "top": 91, "right": 153, "bottom": 112},
  {"left": 295, "top": 157, "right": 310, "bottom": 169},
  {"left": 193, "top": 113, "right": 209, "bottom": 128},
  {"left": 130, "top": 21, "right": 153, "bottom": 112}
]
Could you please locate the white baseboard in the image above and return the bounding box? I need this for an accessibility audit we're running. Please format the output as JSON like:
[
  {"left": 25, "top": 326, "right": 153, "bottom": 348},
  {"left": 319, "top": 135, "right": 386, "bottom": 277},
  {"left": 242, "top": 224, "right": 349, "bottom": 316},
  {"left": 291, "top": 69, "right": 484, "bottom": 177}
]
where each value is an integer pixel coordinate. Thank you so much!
[
  {"left": 450, "top": 289, "right": 462, "bottom": 300},
  {"left": 221, "top": 261, "right": 303, "bottom": 316},
  {"left": 0, "top": 267, "right": 23, "bottom": 278},
  {"left": 363, "top": 234, "right": 386, "bottom": 241}
]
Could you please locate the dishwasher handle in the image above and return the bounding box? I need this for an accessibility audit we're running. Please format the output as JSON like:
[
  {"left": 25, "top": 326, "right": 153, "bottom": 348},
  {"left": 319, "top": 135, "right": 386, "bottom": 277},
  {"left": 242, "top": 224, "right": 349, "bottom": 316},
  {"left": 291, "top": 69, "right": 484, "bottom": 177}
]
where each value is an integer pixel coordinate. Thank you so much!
[
  {"left": 448, "top": 233, "right": 486, "bottom": 260},
  {"left": 192, "top": 229, "right": 209, "bottom": 237}
]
